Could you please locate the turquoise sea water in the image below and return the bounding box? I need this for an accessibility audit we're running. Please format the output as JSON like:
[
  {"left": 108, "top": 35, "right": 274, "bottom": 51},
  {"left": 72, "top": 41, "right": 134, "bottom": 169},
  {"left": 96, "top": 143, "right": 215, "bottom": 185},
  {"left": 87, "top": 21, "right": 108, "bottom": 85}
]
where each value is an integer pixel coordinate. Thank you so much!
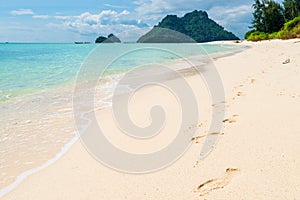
[
  {"left": 0, "top": 43, "right": 238, "bottom": 101},
  {"left": 0, "top": 43, "right": 96, "bottom": 101},
  {"left": 0, "top": 42, "right": 242, "bottom": 195}
]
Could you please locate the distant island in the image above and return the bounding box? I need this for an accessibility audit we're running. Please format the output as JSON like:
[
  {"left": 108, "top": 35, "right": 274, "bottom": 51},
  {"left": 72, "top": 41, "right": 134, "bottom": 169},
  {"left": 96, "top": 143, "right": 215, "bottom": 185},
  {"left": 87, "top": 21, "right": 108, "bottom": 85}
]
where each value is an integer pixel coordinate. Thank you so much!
[
  {"left": 95, "top": 34, "right": 121, "bottom": 43},
  {"left": 137, "top": 10, "right": 239, "bottom": 43}
]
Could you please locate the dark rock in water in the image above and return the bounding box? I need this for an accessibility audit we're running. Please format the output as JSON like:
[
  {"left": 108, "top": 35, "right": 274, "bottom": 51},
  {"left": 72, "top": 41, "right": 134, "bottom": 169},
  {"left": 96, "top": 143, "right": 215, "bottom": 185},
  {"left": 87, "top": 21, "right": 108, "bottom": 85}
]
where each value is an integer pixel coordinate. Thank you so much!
[
  {"left": 95, "top": 34, "right": 121, "bottom": 43},
  {"left": 95, "top": 36, "right": 107, "bottom": 43},
  {"left": 107, "top": 33, "right": 121, "bottom": 43}
]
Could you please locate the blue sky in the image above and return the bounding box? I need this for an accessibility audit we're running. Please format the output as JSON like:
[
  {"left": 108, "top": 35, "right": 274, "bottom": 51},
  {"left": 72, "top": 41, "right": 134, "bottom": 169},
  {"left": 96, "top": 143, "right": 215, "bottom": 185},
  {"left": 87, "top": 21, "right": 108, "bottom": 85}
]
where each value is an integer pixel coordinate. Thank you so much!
[{"left": 0, "top": 0, "right": 264, "bottom": 42}]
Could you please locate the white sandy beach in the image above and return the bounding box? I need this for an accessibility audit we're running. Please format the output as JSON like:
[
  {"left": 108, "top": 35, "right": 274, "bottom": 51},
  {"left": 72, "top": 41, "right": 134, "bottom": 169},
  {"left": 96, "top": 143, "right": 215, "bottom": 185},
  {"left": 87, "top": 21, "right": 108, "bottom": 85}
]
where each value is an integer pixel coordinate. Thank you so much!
[{"left": 2, "top": 39, "right": 300, "bottom": 199}]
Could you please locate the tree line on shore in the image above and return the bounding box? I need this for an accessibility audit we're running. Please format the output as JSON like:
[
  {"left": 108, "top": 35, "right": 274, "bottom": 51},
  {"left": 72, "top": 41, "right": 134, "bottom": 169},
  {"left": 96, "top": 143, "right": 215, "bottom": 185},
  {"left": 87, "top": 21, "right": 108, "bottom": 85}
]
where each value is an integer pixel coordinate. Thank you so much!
[{"left": 246, "top": 0, "right": 300, "bottom": 41}]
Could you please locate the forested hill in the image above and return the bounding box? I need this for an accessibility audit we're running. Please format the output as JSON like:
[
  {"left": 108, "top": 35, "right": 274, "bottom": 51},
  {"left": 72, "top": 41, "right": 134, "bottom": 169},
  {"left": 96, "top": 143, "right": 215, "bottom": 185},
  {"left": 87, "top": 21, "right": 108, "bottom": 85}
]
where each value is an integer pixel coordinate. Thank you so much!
[{"left": 137, "top": 10, "right": 239, "bottom": 43}]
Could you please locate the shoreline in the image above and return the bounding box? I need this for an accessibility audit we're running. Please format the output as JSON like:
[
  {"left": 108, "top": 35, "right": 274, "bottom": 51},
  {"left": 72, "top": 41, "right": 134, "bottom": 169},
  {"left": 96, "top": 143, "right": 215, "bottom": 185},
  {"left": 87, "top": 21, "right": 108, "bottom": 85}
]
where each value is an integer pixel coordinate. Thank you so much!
[
  {"left": 0, "top": 42, "right": 241, "bottom": 198},
  {"left": 0, "top": 42, "right": 237, "bottom": 103},
  {"left": 2, "top": 39, "right": 300, "bottom": 199},
  {"left": 0, "top": 136, "right": 78, "bottom": 197}
]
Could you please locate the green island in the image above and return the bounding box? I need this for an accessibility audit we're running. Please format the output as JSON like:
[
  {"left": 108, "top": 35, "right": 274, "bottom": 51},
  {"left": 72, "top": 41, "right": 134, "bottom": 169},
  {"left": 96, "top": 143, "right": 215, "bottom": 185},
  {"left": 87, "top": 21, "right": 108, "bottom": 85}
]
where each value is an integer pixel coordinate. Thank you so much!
[
  {"left": 137, "top": 10, "right": 239, "bottom": 43},
  {"left": 246, "top": 0, "right": 300, "bottom": 41}
]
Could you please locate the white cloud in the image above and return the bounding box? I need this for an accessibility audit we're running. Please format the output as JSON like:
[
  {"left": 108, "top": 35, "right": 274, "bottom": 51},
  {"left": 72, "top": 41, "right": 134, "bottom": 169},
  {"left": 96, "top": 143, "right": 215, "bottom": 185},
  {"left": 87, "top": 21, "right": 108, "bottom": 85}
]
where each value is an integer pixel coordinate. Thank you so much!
[
  {"left": 27, "top": 10, "right": 149, "bottom": 41},
  {"left": 54, "top": 16, "right": 72, "bottom": 20},
  {"left": 32, "top": 15, "right": 50, "bottom": 19},
  {"left": 48, "top": 10, "right": 149, "bottom": 41},
  {"left": 134, "top": 0, "right": 253, "bottom": 15},
  {"left": 10, "top": 9, "right": 34, "bottom": 16},
  {"left": 133, "top": 0, "right": 176, "bottom": 23},
  {"left": 120, "top": 10, "right": 130, "bottom": 15},
  {"left": 208, "top": 5, "right": 252, "bottom": 26},
  {"left": 134, "top": 0, "right": 174, "bottom": 15},
  {"left": 54, "top": 10, "right": 131, "bottom": 26},
  {"left": 104, "top": 4, "right": 129, "bottom": 9},
  {"left": 133, "top": 0, "right": 254, "bottom": 38},
  {"left": 16, "top": 1, "right": 254, "bottom": 41},
  {"left": 208, "top": 5, "right": 253, "bottom": 38}
]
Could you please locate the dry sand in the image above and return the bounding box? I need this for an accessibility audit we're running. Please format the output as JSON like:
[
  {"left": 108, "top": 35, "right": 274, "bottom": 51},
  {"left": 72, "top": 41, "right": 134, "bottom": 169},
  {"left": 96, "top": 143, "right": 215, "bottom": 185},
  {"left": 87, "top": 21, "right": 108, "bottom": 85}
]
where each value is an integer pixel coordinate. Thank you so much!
[{"left": 2, "top": 39, "right": 300, "bottom": 199}]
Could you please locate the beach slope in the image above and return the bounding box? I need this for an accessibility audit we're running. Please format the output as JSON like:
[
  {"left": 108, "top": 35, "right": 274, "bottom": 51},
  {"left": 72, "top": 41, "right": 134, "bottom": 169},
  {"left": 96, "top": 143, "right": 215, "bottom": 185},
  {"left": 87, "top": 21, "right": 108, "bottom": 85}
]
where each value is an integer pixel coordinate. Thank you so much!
[{"left": 2, "top": 39, "right": 300, "bottom": 199}]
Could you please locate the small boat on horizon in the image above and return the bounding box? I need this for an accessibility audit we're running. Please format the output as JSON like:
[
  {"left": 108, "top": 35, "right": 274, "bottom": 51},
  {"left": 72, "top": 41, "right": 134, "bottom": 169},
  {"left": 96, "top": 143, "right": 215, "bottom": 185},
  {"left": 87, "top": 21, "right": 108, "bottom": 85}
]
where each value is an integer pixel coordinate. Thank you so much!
[{"left": 74, "top": 42, "right": 91, "bottom": 44}]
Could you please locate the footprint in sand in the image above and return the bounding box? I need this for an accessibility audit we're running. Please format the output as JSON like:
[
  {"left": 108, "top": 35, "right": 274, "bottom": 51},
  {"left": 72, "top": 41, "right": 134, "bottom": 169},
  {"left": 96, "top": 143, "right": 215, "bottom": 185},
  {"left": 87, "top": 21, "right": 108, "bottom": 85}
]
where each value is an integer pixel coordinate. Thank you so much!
[
  {"left": 193, "top": 160, "right": 199, "bottom": 168},
  {"left": 230, "top": 91, "right": 246, "bottom": 102},
  {"left": 222, "top": 114, "right": 239, "bottom": 124},
  {"left": 236, "top": 92, "right": 246, "bottom": 97},
  {"left": 191, "top": 132, "right": 224, "bottom": 144},
  {"left": 212, "top": 101, "right": 226, "bottom": 108},
  {"left": 195, "top": 168, "right": 240, "bottom": 196},
  {"left": 282, "top": 58, "right": 290, "bottom": 64},
  {"left": 222, "top": 118, "right": 236, "bottom": 124},
  {"left": 191, "top": 135, "right": 206, "bottom": 143},
  {"left": 209, "top": 132, "right": 224, "bottom": 136}
]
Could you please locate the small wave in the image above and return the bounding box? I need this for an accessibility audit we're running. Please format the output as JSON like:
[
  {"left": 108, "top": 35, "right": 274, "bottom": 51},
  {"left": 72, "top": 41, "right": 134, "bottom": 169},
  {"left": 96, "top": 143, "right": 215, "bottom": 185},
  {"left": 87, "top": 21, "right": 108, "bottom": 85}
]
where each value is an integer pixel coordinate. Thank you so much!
[{"left": 0, "top": 136, "right": 79, "bottom": 198}]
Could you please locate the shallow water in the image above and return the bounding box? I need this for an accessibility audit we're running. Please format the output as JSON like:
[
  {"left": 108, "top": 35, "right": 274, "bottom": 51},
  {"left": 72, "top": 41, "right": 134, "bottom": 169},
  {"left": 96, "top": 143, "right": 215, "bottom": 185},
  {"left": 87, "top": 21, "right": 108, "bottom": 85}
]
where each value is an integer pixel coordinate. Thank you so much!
[{"left": 0, "top": 42, "right": 241, "bottom": 194}]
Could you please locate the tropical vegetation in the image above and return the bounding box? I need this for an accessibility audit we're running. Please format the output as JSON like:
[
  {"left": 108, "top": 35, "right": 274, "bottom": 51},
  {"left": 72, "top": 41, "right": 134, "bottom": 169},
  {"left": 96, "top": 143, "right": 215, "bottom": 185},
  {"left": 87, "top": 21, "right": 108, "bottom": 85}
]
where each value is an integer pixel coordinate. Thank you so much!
[{"left": 246, "top": 0, "right": 300, "bottom": 41}]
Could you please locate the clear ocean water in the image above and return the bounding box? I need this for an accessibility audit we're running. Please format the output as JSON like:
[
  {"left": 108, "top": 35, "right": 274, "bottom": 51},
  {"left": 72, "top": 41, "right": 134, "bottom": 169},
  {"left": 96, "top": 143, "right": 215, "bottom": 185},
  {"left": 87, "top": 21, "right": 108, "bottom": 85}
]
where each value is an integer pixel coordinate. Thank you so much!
[
  {"left": 0, "top": 42, "right": 241, "bottom": 195},
  {"left": 0, "top": 43, "right": 238, "bottom": 101},
  {"left": 0, "top": 43, "right": 96, "bottom": 101}
]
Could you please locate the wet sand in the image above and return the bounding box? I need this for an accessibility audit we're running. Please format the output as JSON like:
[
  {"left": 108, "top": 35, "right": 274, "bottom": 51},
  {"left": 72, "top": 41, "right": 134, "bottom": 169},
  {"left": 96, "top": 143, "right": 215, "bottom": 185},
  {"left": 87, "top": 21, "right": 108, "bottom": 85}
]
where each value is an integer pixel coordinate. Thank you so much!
[{"left": 2, "top": 39, "right": 300, "bottom": 199}]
